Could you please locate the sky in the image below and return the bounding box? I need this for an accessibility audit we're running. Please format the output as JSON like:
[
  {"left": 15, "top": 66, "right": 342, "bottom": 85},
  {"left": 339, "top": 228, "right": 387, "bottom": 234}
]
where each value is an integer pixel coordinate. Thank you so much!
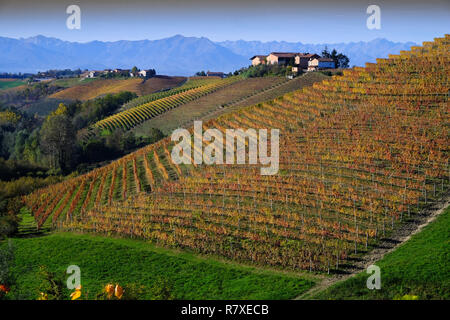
[{"left": 0, "top": 0, "right": 449, "bottom": 44}]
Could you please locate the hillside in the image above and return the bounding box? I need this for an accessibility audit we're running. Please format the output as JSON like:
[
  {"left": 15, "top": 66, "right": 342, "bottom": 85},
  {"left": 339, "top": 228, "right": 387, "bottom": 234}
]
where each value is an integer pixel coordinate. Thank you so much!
[
  {"left": 131, "top": 76, "right": 292, "bottom": 136},
  {"left": 48, "top": 76, "right": 186, "bottom": 101},
  {"left": 129, "top": 74, "right": 328, "bottom": 137},
  {"left": 229, "top": 72, "right": 328, "bottom": 109},
  {"left": 0, "top": 79, "right": 26, "bottom": 90},
  {"left": 91, "top": 77, "right": 241, "bottom": 133},
  {"left": 312, "top": 205, "right": 450, "bottom": 300},
  {"left": 4, "top": 232, "right": 315, "bottom": 299},
  {"left": 23, "top": 35, "right": 449, "bottom": 273}
]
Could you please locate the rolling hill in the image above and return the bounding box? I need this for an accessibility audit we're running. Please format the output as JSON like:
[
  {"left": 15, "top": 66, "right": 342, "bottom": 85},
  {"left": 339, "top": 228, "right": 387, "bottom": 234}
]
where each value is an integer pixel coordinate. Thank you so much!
[
  {"left": 49, "top": 76, "right": 186, "bottom": 101},
  {"left": 130, "top": 73, "right": 328, "bottom": 137},
  {"left": 0, "top": 79, "right": 26, "bottom": 90},
  {"left": 130, "top": 76, "right": 292, "bottom": 136},
  {"left": 22, "top": 35, "right": 449, "bottom": 274},
  {"left": 91, "top": 76, "right": 241, "bottom": 132}
]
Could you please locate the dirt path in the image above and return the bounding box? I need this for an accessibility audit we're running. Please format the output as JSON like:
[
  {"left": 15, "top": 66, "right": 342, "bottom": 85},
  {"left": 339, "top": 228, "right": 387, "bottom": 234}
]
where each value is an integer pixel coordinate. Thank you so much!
[{"left": 294, "top": 196, "right": 450, "bottom": 300}]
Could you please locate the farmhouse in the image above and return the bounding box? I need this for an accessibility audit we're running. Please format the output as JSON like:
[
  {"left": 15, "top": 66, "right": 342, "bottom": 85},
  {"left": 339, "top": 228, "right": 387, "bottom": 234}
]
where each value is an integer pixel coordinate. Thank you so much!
[
  {"left": 266, "top": 52, "right": 296, "bottom": 65},
  {"left": 87, "top": 71, "right": 101, "bottom": 78},
  {"left": 138, "top": 70, "right": 148, "bottom": 77},
  {"left": 251, "top": 52, "right": 334, "bottom": 73},
  {"left": 111, "top": 69, "right": 130, "bottom": 76},
  {"left": 295, "top": 53, "right": 320, "bottom": 69},
  {"left": 307, "top": 58, "right": 335, "bottom": 71},
  {"left": 250, "top": 55, "right": 267, "bottom": 66}
]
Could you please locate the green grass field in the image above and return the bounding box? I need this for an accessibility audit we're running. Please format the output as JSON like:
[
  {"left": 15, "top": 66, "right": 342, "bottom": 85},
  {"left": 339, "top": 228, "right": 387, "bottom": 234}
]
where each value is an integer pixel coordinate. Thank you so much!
[
  {"left": 313, "top": 206, "right": 450, "bottom": 300},
  {"left": 0, "top": 80, "right": 26, "bottom": 90},
  {"left": 2, "top": 232, "right": 316, "bottom": 300}
]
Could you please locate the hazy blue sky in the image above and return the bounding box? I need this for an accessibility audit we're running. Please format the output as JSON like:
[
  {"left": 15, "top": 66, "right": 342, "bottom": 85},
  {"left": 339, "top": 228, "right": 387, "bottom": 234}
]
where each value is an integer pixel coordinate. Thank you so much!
[{"left": 0, "top": 0, "right": 449, "bottom": 43}]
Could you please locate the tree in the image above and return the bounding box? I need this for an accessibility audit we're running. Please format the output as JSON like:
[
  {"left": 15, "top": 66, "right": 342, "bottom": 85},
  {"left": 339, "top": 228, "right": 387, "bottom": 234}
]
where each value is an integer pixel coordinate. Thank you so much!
[
  {"left": 336, "top": 53, "right": 350, "bottom": 68},
  {"left": 40, "top": 104, "right": 76, "bottom": 171},
  {"left": 321, "top": 46, "right": 330, "bottom": 58},
  {"left": 144, "top": 69, "right": 156, "bottom": 78},
  {"left": 331, "top": 49, "right": 338, "bottom": 61},
  {"left": 131, "top": 66, "right": 139, "bottom": 74},
  {"left": 322, "top": 47, "right": 350, "bottom": 68},
  {"left": 195, "top": 71, "right": 206, "bottom": 76}
]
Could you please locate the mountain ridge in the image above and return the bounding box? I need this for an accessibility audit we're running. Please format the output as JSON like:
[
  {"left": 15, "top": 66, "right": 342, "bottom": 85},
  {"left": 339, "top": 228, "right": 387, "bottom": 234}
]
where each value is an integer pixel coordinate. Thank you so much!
[{"left": 0, "top": 35, "right": 416, "bottom": 75}]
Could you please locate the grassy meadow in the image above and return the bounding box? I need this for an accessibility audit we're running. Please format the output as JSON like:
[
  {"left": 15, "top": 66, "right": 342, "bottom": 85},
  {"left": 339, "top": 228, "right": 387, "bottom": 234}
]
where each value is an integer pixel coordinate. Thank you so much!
[{"left": 2, "top": 232, "right": 317, "bottom": 300}]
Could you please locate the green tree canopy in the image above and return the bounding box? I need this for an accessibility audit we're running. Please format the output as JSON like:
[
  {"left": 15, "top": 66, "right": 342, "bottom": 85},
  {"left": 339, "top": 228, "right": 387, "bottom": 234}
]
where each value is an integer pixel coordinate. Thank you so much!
[{"left": 40, "top": 103, "right": 75, "bottom": 170}]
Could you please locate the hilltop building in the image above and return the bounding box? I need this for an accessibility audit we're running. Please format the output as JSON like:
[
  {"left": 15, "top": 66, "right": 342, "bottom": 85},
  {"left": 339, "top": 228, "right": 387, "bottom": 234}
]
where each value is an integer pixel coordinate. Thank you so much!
[
  {"left": 307, "top": 58, "right": 336, "bottom": 71},
  {"left": 295, "top": 53, "right": 320, "bottom": 69},
  {"left": 250, "top": 55, "right": 267, "bottom": 66},
  {"left": 266, "top": 52, "right": 296, "bottom": 65},
  {"left": 250, "top": 52, "right": 335, "bottom": 72}
]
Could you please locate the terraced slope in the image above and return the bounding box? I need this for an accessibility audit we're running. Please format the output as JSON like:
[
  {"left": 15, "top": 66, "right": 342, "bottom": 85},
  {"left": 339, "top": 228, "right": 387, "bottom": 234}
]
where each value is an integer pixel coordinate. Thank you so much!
[
  {"left": 49, "top": 76, "right": 185, "bottom": 101},
  {"left": 131, "top": 76, "right": 291, "bottom": 136},
  {"left": 230, "top": 72, "right": 328, "bottom": 109},
  {"left": 118, "top": 77, "right": 218, "bottom": 112},
  {"left": 93, "top": 77, "right": 242, "bottom": 131},
  {"left": 23, "top": 36, "right": 449, "bottom": 273}
]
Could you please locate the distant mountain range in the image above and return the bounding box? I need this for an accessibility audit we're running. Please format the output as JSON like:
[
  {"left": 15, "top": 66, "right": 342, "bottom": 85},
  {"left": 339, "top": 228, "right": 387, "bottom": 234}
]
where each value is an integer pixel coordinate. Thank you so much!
[{"left": 0, "top": 35, "right": 416, "bottom": 76}]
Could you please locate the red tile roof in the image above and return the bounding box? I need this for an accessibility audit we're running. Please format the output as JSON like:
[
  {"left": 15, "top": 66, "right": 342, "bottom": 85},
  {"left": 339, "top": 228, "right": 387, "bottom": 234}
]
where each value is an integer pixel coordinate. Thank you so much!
[
  {"left": 304, "top": 53, "right": 320, "bottom": 58},
  {"left": 250, "top": 55, "right": 267, "bottom": 60},
  {"left": 270, "top": 52, "right": 297, "bottom": 58}
]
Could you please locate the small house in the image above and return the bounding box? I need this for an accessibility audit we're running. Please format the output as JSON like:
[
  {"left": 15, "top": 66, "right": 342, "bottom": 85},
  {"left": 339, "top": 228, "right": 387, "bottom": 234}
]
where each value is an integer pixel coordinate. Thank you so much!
[
  {"left": 266, "top": 52, "right": 296, "bottom": 65},
  {"left": 250, "top": 55, "right": 267, "bottom": 66},
  {"left": 138, "top": 69, "right": 156, "bottom": 78},
  {"left": 295, "top": 53, "right": 320, "bottom": 69},
  {"left": 308, "top": 58, "right": 335, "bottom": 71},
  {"left": 87, "top": 71, "right": 100, "bottom": 78}
]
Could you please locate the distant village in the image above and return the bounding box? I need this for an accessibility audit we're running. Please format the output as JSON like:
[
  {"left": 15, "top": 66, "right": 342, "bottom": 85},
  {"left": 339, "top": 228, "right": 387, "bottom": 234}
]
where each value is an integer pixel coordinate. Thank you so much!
[
  {"left": 250, "top": 52, "right": 336, "bottom": 72},
  {"left": 80, "top": 68, "right": 156, "bottom": 79},
  {"left": 2, "top": 52, "right": 337, "bottom": 84}
]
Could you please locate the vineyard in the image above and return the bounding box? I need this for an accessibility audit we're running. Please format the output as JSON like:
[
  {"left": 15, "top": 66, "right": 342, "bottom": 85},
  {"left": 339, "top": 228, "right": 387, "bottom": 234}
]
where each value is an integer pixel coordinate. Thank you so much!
[
  {"left": 118, "top": 77, "right": 221, "bottom": 111},
  {"left": 48, "top": 76, "right": 185, "bottom": 101},
  {"left": 229, "top": 72, "right": 328, "bottom": 109},
  {"left": 131, "top": 76, "right": 292, "bottom": 136},
  {"left": 93, "top": 76, "right": 242, "bottom": 131},
  {"left": 23, "top": 36, "right": 449, "bottom": 273}
]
